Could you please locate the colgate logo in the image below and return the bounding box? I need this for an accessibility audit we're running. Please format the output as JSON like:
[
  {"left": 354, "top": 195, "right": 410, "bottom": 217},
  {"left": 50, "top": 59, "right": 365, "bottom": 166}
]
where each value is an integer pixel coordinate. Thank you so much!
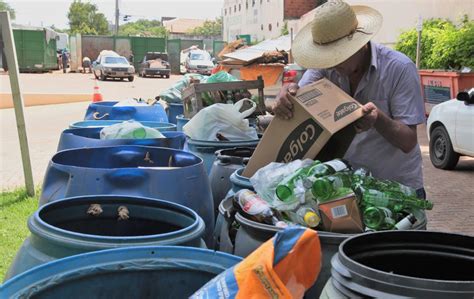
[
  {"left": 276, "top": 119, "right": 323, "bottom": 163},
  {"left": 334, "top": 102, "right": 360, "bottom": 121}
]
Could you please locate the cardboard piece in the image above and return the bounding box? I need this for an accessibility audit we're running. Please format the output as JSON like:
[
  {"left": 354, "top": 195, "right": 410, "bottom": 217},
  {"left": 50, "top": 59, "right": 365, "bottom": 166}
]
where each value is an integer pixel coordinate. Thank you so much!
[
  {"left": 243, "top": 78, "right": 364, "bottom": 178},
  {"left": 318, "top": 193, "right": 364, "bottom": 233}
]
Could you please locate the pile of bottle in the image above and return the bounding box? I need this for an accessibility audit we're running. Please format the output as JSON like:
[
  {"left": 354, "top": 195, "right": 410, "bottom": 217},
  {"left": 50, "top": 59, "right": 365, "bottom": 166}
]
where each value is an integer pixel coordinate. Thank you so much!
[{"left": 233, "top": 159, "right": 434, "bottom": 232}]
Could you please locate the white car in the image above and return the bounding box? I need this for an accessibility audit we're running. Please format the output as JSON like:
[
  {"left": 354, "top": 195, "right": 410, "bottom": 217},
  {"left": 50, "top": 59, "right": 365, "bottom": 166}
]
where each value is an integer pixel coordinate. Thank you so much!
[
  {"left": 184, "top": 50, "right": 214, "bottom": 75},
  {"left": 93, "top": 51, "right": 135, "bottom": 82},
  {"left": 427, "top": 89, "right": 474, "bottom": 169}
]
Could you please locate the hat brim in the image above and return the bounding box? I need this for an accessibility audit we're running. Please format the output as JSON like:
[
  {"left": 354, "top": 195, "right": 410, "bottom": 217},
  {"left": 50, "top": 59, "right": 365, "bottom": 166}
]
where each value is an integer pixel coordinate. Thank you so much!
[{"left": 292, "top": 6, "right": 383, "bottom": 69}]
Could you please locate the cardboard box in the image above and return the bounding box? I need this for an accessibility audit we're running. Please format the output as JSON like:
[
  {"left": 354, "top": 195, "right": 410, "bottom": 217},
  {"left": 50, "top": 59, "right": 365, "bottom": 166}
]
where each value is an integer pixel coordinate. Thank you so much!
[
  {"left": 318, "top": 193, "right": 364, "bottom": 233},
  {"left": 243, "top": 78, "right": 364, "bottom": 178}
]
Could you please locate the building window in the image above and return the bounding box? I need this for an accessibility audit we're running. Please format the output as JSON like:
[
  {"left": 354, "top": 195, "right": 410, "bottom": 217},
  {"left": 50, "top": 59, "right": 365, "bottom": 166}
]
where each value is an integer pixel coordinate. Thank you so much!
[
  {"left": 252, "top": 0, "right": 256, "bottom": 7},
  {"left": 224, "top": 9, "right": 227, "bottom": 15},
  {"left": 229, "top": 7, "right": 231, "bottom": 15},
  {"left": 268, "top": 24, "right": 272, "bottom": 31},
  {"left": 260, "top": 0, "right": 263, "bottom": 4},
  {"left": 239, "top": 3, "right": 241, "bottom": 11},
  {"left": 234, "top": 5, "right": 236, "bottom": 12},
  {"left": 246, "top": 1, "right": 249, "bottom": 9},
  {"left": 261, "top": 24, "right": 264, "bottom": 31},
  {"left": 277, "top": 22, "right": 279, "bottom": 27}
]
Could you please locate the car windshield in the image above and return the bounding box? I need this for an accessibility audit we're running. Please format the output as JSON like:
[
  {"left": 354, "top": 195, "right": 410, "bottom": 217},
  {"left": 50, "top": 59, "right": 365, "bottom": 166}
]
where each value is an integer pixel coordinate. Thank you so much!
[
  {"left": 190, "top": 52, "right": 210, "bottom": 61},
  {"left": 104, "top": 57, "right": 128, "bottom": 64}
]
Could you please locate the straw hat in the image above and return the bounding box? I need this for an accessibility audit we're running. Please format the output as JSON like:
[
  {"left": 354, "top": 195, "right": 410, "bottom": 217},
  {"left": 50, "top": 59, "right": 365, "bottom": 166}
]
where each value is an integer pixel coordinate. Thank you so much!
[{"left": 292, "top": 0, "right": 383, "bottom": 69}]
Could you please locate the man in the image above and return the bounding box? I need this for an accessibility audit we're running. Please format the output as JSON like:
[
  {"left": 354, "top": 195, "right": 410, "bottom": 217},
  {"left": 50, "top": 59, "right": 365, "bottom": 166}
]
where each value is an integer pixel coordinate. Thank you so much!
[
  {"left": 61, "top": 49, "right": 69, "bottom": 74},
  {"left": 273, "top": 0, "right": 426, "bottom": 198},
  {"left": 82, "top": 56, "right": 92, "bottom": 73}
]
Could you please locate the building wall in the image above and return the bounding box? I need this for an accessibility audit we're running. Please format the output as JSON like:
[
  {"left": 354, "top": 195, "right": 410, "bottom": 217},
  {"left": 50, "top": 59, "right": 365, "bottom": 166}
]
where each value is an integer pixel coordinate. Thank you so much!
[
  {"left": 289, "top": 0, "right": 474, "bottom": 47},
  {"left": 223, "top": 0, "right": 285, "bottom": 42},
  {"left": 284, "top": 0, "right": 318, "bottom": 19}
]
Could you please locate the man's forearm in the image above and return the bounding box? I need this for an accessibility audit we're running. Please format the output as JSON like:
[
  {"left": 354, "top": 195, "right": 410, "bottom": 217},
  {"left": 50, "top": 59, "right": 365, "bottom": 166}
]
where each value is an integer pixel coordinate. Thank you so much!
[{"left": 374, "top": 111, "right": 418, "bottom": 153}]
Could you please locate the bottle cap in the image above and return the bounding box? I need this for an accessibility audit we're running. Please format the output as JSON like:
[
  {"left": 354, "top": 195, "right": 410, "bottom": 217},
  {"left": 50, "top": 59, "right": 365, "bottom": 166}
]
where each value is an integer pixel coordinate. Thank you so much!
[{"left": 304, "top": 212, "right": 320, "bottom": 227}]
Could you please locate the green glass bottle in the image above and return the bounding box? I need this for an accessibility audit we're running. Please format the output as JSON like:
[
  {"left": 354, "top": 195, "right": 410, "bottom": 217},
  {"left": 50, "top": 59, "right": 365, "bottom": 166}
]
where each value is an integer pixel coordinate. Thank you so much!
[
  {"left": 361, "top": 188, "right": 433, "bottom": 212},
  {"left": 275, "top": 161, "right": 321, "bottom": 201},
  {"left": 363, "top": 206, "right": 396, "bottom": 230},
  {"left": 311, "top": 172, "right": 353, "bottom": 202},
  {"left": 306, "top": 158, "right": 351, "bottom": 178}
]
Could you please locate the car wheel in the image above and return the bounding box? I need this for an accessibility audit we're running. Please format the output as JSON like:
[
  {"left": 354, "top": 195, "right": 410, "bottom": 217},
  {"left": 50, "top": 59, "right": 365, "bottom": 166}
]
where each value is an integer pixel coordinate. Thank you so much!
[
  {"left": 119, "top": 78, "right": 124, "bottom": 81},
  {"left": 128, "top": 76, "right": 134, "bottom": 82},
  {"left": 138, "top": 71, "right": 142, "bottom": 77},
  {"left": 429, "top": 125, "right": 459, "bottom": 169},
  {"left": 165, "top": 74, "right": 170, "bottom": 79},
  {"left": 94, "top": 72, "right": 99, "bottom": 79},
  {"left": 100, "top": 72, "right": 106, "bottom": 81}
]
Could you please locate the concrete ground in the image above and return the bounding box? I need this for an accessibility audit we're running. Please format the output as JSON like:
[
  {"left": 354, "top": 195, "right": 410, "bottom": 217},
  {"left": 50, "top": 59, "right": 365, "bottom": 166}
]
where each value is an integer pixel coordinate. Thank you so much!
[{"left": 1, "top": 72, "right": 473, "bottom": 235}]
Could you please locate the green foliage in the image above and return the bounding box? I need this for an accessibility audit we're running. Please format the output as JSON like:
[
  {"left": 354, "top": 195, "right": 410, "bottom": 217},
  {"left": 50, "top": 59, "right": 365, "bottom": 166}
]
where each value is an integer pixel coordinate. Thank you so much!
[
  {"left": 67, "top": 0, "right": 109, "bottom": 35},
  {"left": 0, "top": 0, "right": 15, "bottom": 19},
  {"left": 280, "top": 21, "right": 289, "bottom": 36},
  {"left": 187, "top": 18, "right": 222, "bottom": 36},
  {"left": 395, "top": 17, "right": 474, "bottom": 69},
  {"left": 119, "top": 19, "right": 168, "bottom": 37},
  {"left": 0, "top": 188, "right": 39, "bottom": 280}
]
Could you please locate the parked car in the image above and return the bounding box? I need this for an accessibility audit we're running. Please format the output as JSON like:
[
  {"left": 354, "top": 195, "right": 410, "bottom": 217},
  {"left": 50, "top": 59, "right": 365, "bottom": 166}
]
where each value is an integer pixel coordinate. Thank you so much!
[
  {"left": 184, "top": 49, "right": 214, "bottom": 75},
  {"left": 93, "top": 51, "right": 135, "bottom": 82},
  {"left": 138, "top": 52, "right": 170, "bottom": 78},
  {"left": 427, "top": 88, "right": 474, "bottom": 169}
]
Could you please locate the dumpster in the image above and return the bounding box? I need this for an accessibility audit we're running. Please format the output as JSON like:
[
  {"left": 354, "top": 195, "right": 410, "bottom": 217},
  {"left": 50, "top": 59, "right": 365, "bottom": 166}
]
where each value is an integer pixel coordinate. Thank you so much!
[
  {"left": 84, "top": 101, "right": 168, "bottom": 122},
  {"left": 213, "top": 167, "right": 428, "bottom": 296},
  {"left": 69, "top": 120, "right": 176, "bottom": 131},
  {"left": 1, "top": 246, "right": 242, "bottom": 299},
  {"left": 57, "top": 128, "right": 186, "bottom": 151},
  {"left": 39, "top": 146, "right": 214, "bottom": 244},
  {"left": 187, "top": 138, "right": 260, "bottom": 174},
  {"left": 167, "top": 103, "right": 184, "bottom": 125},
  {"left": 5, "top": 195, "right": 206, "bottom": 280},
  {"left": 321, "top": 231, "right": 474, "bottom": 298}
]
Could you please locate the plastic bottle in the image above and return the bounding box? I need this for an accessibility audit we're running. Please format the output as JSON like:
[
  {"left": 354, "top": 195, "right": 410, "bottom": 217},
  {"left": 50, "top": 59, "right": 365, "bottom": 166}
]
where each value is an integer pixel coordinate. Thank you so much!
[
  {"left": 311, "top": 172, "right": 353, "bottom": 202},
  {"left": 285, "top": 205, "right": 321, "bottom": 228},
  {"left": 363, "top": 206, "right": 396, "bottom": 230},
  {"left": 275, "top": 160, "right": 321, "bottom": 201},
  {"left": 394, "top": 214, "right": 417, "bottom": 230},
  {"left": 233, "top": 189, "right": 286, "bottom": 226},
  {"left": 359, "top": 188, "right": 433, "bottom": 212}
]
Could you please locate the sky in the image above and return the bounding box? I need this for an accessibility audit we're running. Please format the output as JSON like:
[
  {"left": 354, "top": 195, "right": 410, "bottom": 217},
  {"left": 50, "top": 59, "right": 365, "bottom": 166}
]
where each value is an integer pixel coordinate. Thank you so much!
[{"left": 8, "top": 0, "right": 224, "bottom": 29}]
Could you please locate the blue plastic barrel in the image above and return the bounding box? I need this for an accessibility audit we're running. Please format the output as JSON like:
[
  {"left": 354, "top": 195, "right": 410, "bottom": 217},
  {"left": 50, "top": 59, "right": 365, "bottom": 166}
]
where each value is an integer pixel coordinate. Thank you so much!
[
  {"left": 187, "top": 139, "right": 260, "bottom": 174},
  {"left": 69, "top": 120, "right": 176, "bottom": 131},
  {"left": 1, "top": 246, "right": 242, "bottom": 299},
  {"left": 39, "top": 146, "right": 214, "bottom": 244},
  {"left": 84, "top": 101, "right": 168, "bottom": 122},
  {"left": 57, "top": 128, "right": 186, "bottom": 151},
  {"left": 176, "top": 114, "right": 190, "bottom": 131},
  {"left": 5, "top": 195, "right": 206, "bottom": 280},
  {"left": 167, "top": 103, "right": 184, "bottom": 125}
]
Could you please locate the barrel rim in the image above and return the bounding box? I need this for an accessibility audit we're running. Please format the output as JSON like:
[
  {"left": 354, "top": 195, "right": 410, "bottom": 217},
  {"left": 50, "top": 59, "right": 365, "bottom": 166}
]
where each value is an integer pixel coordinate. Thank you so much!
[
  {"left": 50, "top": 145, "right": 204, "bottom": 170},
  {"left": 187, "top": 138, "right": 260, "bottom": 146},
  {"left": 30, "top": 195, "right": 205, "bottom": 244},
  {"left": 336, "top": 231, "right": 474, "bottom": 288},
  {"left": 69, "top": 120, "right": 177, "bottom": 130},
  {"left": 1, "top": 246, "right": 242, "bottom": 298}
]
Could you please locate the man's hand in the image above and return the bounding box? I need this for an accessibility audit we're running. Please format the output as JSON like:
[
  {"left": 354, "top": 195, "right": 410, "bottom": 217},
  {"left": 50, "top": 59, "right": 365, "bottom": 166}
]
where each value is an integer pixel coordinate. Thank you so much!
[
  {"left": 272, "top": 83, "right": 299, "bottom": 119},
  {"left": 355, "top": 102, "right": 378, "bottom": 133}
]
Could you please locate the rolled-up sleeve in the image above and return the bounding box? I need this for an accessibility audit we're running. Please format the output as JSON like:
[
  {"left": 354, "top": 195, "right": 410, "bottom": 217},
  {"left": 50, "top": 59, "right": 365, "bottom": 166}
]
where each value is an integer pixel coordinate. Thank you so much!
[
  {"left": 298, "top": 69, "right": 326, "bottom": 87},
  {"left": 389, "top": 62, "right": 426, "bottom": 125}
]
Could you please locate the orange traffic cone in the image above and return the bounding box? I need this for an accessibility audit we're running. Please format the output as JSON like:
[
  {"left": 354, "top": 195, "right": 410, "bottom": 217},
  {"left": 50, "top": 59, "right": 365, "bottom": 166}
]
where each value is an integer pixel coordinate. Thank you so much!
[{"left": 92, "top": 80, "right": 103, "bottom": 102}]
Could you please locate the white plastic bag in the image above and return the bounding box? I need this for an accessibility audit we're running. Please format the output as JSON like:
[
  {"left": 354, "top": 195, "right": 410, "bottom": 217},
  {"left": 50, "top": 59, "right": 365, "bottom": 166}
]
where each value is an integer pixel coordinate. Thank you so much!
[
  {"left": 183, "top": 99, "right": 258, "bottom": 141},
  {"left": 100, "top": 120, "right": 165, "bottom": 140},
  {"left": 250, "top": 159, "right": 315, "bottom": 210}
]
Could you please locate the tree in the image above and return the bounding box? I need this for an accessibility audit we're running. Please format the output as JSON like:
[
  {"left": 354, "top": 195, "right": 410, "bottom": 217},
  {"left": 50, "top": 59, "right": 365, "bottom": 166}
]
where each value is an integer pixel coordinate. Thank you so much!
[
  {"left": 67, "top": 0, "right": 109, "bottom": 35},
  {"left": 395, "top": 17, "right": 473, "bottom": 69},
  {"left": 280, "top": 21, "right": 289, "bottom": 36},
  {"left": 118, "top": 19, "right": 168, "bottom": 37},
  {"left": 0, "top": 0, "right": 15, "bottom": 19},
  {"left": 187, "top": 18, "right": 222, "bottom": 37}
]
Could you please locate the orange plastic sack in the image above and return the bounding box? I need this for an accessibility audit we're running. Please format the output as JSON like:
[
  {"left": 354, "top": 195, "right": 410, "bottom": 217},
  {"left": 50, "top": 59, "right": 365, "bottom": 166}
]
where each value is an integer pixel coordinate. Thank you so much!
[{"left": 191, "top": 227, "right": 322, "bottom": 299}]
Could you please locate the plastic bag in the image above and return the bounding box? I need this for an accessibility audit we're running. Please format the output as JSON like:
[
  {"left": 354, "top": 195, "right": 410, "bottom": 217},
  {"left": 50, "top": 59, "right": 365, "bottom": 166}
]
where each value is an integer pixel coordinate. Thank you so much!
[
  {"left": 191, "top": 227, "right": 321, "bottom": 299},
  {"left": 100, "top": 120, "right": 165, "bottom": 140},
  {"left": 250, "top": 159, "right": 315, "bottom": 211},
  {"left": 202, "top": 71, "right": 239, "bottom": 105},
  {"left": 183, "top": 99, "right": 258, "bottom": 141},
  {"left": 159, "top": 74, "right": 208, "bottom": 103}
]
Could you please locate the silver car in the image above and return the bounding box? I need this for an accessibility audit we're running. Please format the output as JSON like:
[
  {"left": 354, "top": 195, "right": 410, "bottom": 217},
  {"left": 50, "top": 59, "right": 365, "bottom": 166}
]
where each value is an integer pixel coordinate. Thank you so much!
[{"left": 93, "top": 54, "right": 135, "bottom": 82}]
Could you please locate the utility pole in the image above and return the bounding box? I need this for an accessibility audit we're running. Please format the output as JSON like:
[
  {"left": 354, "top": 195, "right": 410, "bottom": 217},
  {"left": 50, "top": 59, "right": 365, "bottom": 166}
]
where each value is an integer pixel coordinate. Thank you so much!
[
  {"left": 415, "top": 15, "right": 422, "bottom": 69},
  {"left": 115, "top": 0, "right": 119, "bottom": 35}
]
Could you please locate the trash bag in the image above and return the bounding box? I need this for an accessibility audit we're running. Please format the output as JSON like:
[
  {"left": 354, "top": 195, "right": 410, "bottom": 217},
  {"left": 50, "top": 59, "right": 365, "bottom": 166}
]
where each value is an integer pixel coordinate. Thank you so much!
[
  {"left": 201, "top": 71, "right": 239, "bottom": 105},
  {"left": 159, "top": 74, "right": 208, "bottom": 103},
  {"left": 183, "top": 99, "right": 258, "bottom": 141},
  {"left": 250, "top": 159, "right": 315, "bottom": 210},
  {"left": 100, "top": 120, "right": 165, "bottom": 140},
  {"left": 191, "top": 227, "right": 321, "bottom": 299}
]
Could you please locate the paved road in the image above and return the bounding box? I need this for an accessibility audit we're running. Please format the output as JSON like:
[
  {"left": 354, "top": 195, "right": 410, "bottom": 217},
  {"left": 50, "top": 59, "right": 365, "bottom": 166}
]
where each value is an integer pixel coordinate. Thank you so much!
[{"left": 1, "top": 73, "right": 473, "bottom": 235}]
